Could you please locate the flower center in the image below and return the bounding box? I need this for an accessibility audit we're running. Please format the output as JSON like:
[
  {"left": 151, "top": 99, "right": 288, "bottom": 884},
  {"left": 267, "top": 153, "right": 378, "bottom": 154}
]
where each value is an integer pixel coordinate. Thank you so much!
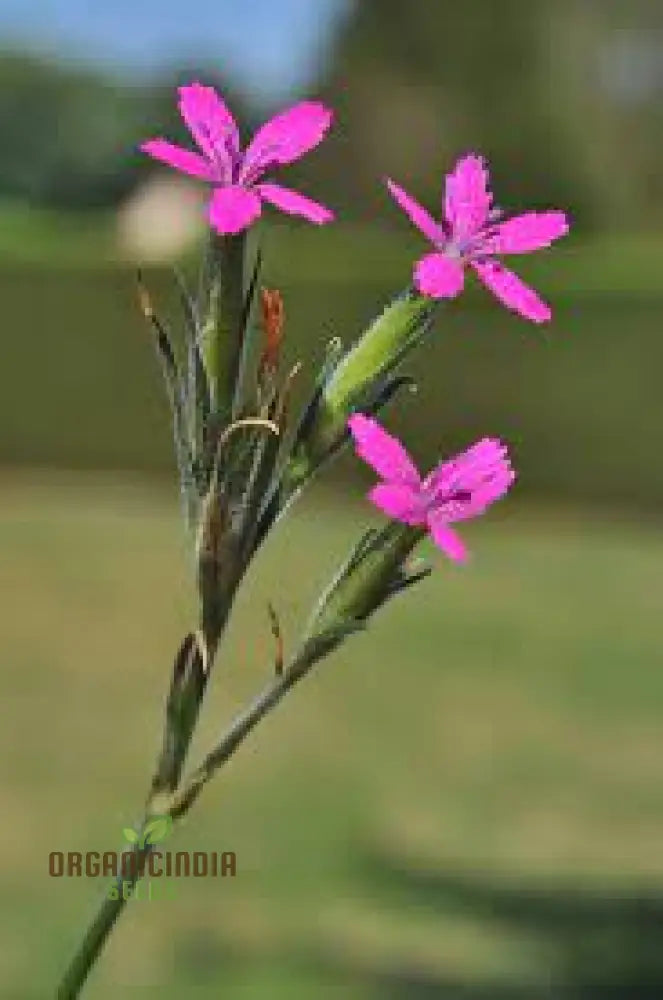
[
  {"left": 441, "top": 206, "right": 505, "bottom": 261},
  {"left": 240, "top": 141, "right": 282, "bottom": 187},
  {"left": 194, "top": 120, "right": 239, "bottom": 184}
]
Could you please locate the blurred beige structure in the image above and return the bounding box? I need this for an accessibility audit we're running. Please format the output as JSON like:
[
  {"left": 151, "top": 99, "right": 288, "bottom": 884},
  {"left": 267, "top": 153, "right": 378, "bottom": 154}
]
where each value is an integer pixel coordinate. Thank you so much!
[{"left": 116, "top": 174, "right": 206, "bottom": 263}]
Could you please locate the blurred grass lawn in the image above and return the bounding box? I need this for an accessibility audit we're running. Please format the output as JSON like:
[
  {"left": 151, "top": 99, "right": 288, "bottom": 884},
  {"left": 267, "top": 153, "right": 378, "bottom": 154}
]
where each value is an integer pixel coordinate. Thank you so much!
[{"left": 2, "top": 472, "right": 663, "bottom": 997}]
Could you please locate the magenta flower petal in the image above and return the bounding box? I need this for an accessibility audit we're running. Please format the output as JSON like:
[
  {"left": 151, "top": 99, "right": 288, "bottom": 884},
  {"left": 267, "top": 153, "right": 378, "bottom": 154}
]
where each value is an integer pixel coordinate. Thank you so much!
[
  {"left": 139, "top": 139, "right": 216, "bottom": 181},
  {"left": 472, "top": 260, "right": 551, "bottom": 323},
  {"left": 385, "top": 178, "right": 447, "bottom": 245},
  {"left": 444, "top": 154, "right": 492, "bottom": 241},
  {"left": 427, "top": 514, "right": 468, "bottom": 563},
  {"left": 414, "top": 252, "right": 465, "bottom": 299},
  {"left": 425, "top": 438, "right": 509, "bottom": 498},
  {"left": 368, "top": 483, "right": 425, "bottom": 525},
  {"left": 241, "top": 101, "right": 333, "bottom": 182},
  {"left": 208, "top": 185, "right": 262, "bottom": 235},
  {"left": 489, "top": 211, "right": 569, "bottom": 255},
  {"left": 348, "top": 414, "right": 421, "bottom": 486},
  {"left": 256, "top": 183, "right": 333, "bottom": 224},
  {"left": 468, "top": 470, "right": 516, "bottom": 516},
  {"left": 178, "top": 82, "right": 239, "bottom": 170},
  {"left": 424, "top": 437, "right": 515, "bottom": 522}
]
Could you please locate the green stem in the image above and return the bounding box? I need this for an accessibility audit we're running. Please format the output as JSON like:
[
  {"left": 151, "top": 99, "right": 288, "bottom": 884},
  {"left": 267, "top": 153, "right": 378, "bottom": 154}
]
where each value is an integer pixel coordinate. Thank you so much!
[
  {"left": 169, "top": 628, "right": 358, "bottom": 818},
  {"left": 56, "top": 844, "right": 152, "bottom": 999},
  {"left": 53, "top": 628, "right": 335, "bottom": 999},
  {"left": 199, "top": 231, "right": 246, "bottom": 421},
  {"left": 55, "top": 520, "right": 426, "bottom": 995}
]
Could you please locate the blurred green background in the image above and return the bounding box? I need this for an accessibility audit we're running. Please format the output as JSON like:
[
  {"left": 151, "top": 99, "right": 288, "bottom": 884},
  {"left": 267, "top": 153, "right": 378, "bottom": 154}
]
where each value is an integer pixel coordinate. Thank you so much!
[{"left": 2, "top": 1, "right": 663, "bottom": 997}]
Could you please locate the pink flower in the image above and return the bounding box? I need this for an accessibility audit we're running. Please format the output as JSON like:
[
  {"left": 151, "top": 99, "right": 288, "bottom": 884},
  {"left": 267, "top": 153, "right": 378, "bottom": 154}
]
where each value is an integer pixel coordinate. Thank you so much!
[
  {"left": 386, "top": 154, "right": 569, "bottom": 323},
  {"left": 348, "top": 413, "right": 515, "bottom": 562},
  {"left": 141, "top": 82, "right": 334, "bottom": 235}
]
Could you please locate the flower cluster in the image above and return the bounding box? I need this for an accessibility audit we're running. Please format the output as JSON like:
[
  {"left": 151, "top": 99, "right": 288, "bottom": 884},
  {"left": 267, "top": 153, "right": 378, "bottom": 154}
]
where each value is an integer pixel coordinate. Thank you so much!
[
  {"left": 142, "top": 82, "right": 568, "bottom": 323},
  {"left": 140, "top": 81, "right": 569, "bottom": 563}
]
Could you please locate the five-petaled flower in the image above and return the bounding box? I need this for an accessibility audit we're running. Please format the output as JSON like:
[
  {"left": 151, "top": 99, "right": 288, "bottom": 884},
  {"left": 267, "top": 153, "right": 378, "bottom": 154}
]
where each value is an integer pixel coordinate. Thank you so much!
[
  {"left": 141, "top": 82, "right": 334, "bottom": 235},
  {"left": 386, "top": 154, "right": 569, "bottom": 323},
  {"left": 348, "top": 413, "right": 515, "bottom": 562}
]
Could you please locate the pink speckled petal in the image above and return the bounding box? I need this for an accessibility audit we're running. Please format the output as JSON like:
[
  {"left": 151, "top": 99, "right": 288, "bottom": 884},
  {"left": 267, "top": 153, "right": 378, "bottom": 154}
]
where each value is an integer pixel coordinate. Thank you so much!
[
  {"left": 385, "top": 178, "right": 446, "bottom": 245},
  {"left": 241, "top": 101, "right": 332, "bottom": 182},
  {"left": 140, "top": 139, "right": 216, "bottom": 181},
  {"left": 426, "top": 438, "right": 508, "bottom": 495},
  {"left": 178, "top": 83, "right": 239, "bottom": 177},
  {"left": 368, "top": 483, "right": 425, "bottom": 525},
  {"left": 444, "top": 153, "right": 493, "bottom": 240},
  {"left": 256, "top": 183, "right": 333, "bottom": 224},
  {"left": 488, "top": 211, "right": 569, "bottom": 255},
  {"left": 424, "top": 437, "right": 515, "bottom": 522},
  {"left": 414, "top": 252, "right": 465, "bottom": 299},
  {"left": 472, "top": 260, "right": 551, "bottom": 323},
  {"left": 208, "top": 185, "right": 261, "bottom": 235},
  {"left": 427, "top": 515, "right": 468, "bottom": 563},
  {"left": 348, "top": 413, "right": 421, "bottom": 486}
]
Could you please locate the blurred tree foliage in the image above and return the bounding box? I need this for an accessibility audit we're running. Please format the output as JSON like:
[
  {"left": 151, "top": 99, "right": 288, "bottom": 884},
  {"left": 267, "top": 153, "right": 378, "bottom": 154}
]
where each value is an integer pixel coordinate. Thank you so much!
[
  {"left": 0, "top": 52, "right": 251, "bottom": 208},
  {"left": 308, "top": 0, "right": 663, "bottom": 230}
]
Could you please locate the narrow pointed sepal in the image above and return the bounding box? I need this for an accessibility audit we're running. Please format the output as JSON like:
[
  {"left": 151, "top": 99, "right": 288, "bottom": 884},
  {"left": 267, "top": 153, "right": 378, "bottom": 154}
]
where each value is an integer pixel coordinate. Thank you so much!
[
  {"left": 149, "top": 632, "right": 208, "bottom": 800},
  {"left": 307, "top": 521, "right": 428, "bottom": 639},
  {"left": 137, "top": 273, "right": 198, "bottom": 529}
]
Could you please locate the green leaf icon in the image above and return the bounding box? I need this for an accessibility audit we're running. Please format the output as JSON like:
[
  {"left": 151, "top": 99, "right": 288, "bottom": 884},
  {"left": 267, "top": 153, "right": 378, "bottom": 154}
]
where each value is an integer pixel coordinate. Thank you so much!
[
  {"left": 122, "top": 827, "right": 139, "bottom": 844},
  {"left": 141, "top": 815, "right": 173, "bottom": 846}
]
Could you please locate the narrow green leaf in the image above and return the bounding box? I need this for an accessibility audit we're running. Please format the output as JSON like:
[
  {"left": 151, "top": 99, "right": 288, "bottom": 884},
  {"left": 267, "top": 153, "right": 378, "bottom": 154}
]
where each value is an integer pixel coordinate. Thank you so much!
[
  {"left": 232, "top": 243, "right": 263, "bottom": 420},
  {"left": 138, "top": 274, "right": 198, "bottom": 528}
]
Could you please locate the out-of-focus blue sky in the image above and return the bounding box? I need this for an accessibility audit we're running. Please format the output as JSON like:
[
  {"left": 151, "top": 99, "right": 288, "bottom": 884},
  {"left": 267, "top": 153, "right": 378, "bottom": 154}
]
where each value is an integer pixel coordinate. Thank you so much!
[{"left": 0, "top": 0, "right": 350, "bottom": 103}]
